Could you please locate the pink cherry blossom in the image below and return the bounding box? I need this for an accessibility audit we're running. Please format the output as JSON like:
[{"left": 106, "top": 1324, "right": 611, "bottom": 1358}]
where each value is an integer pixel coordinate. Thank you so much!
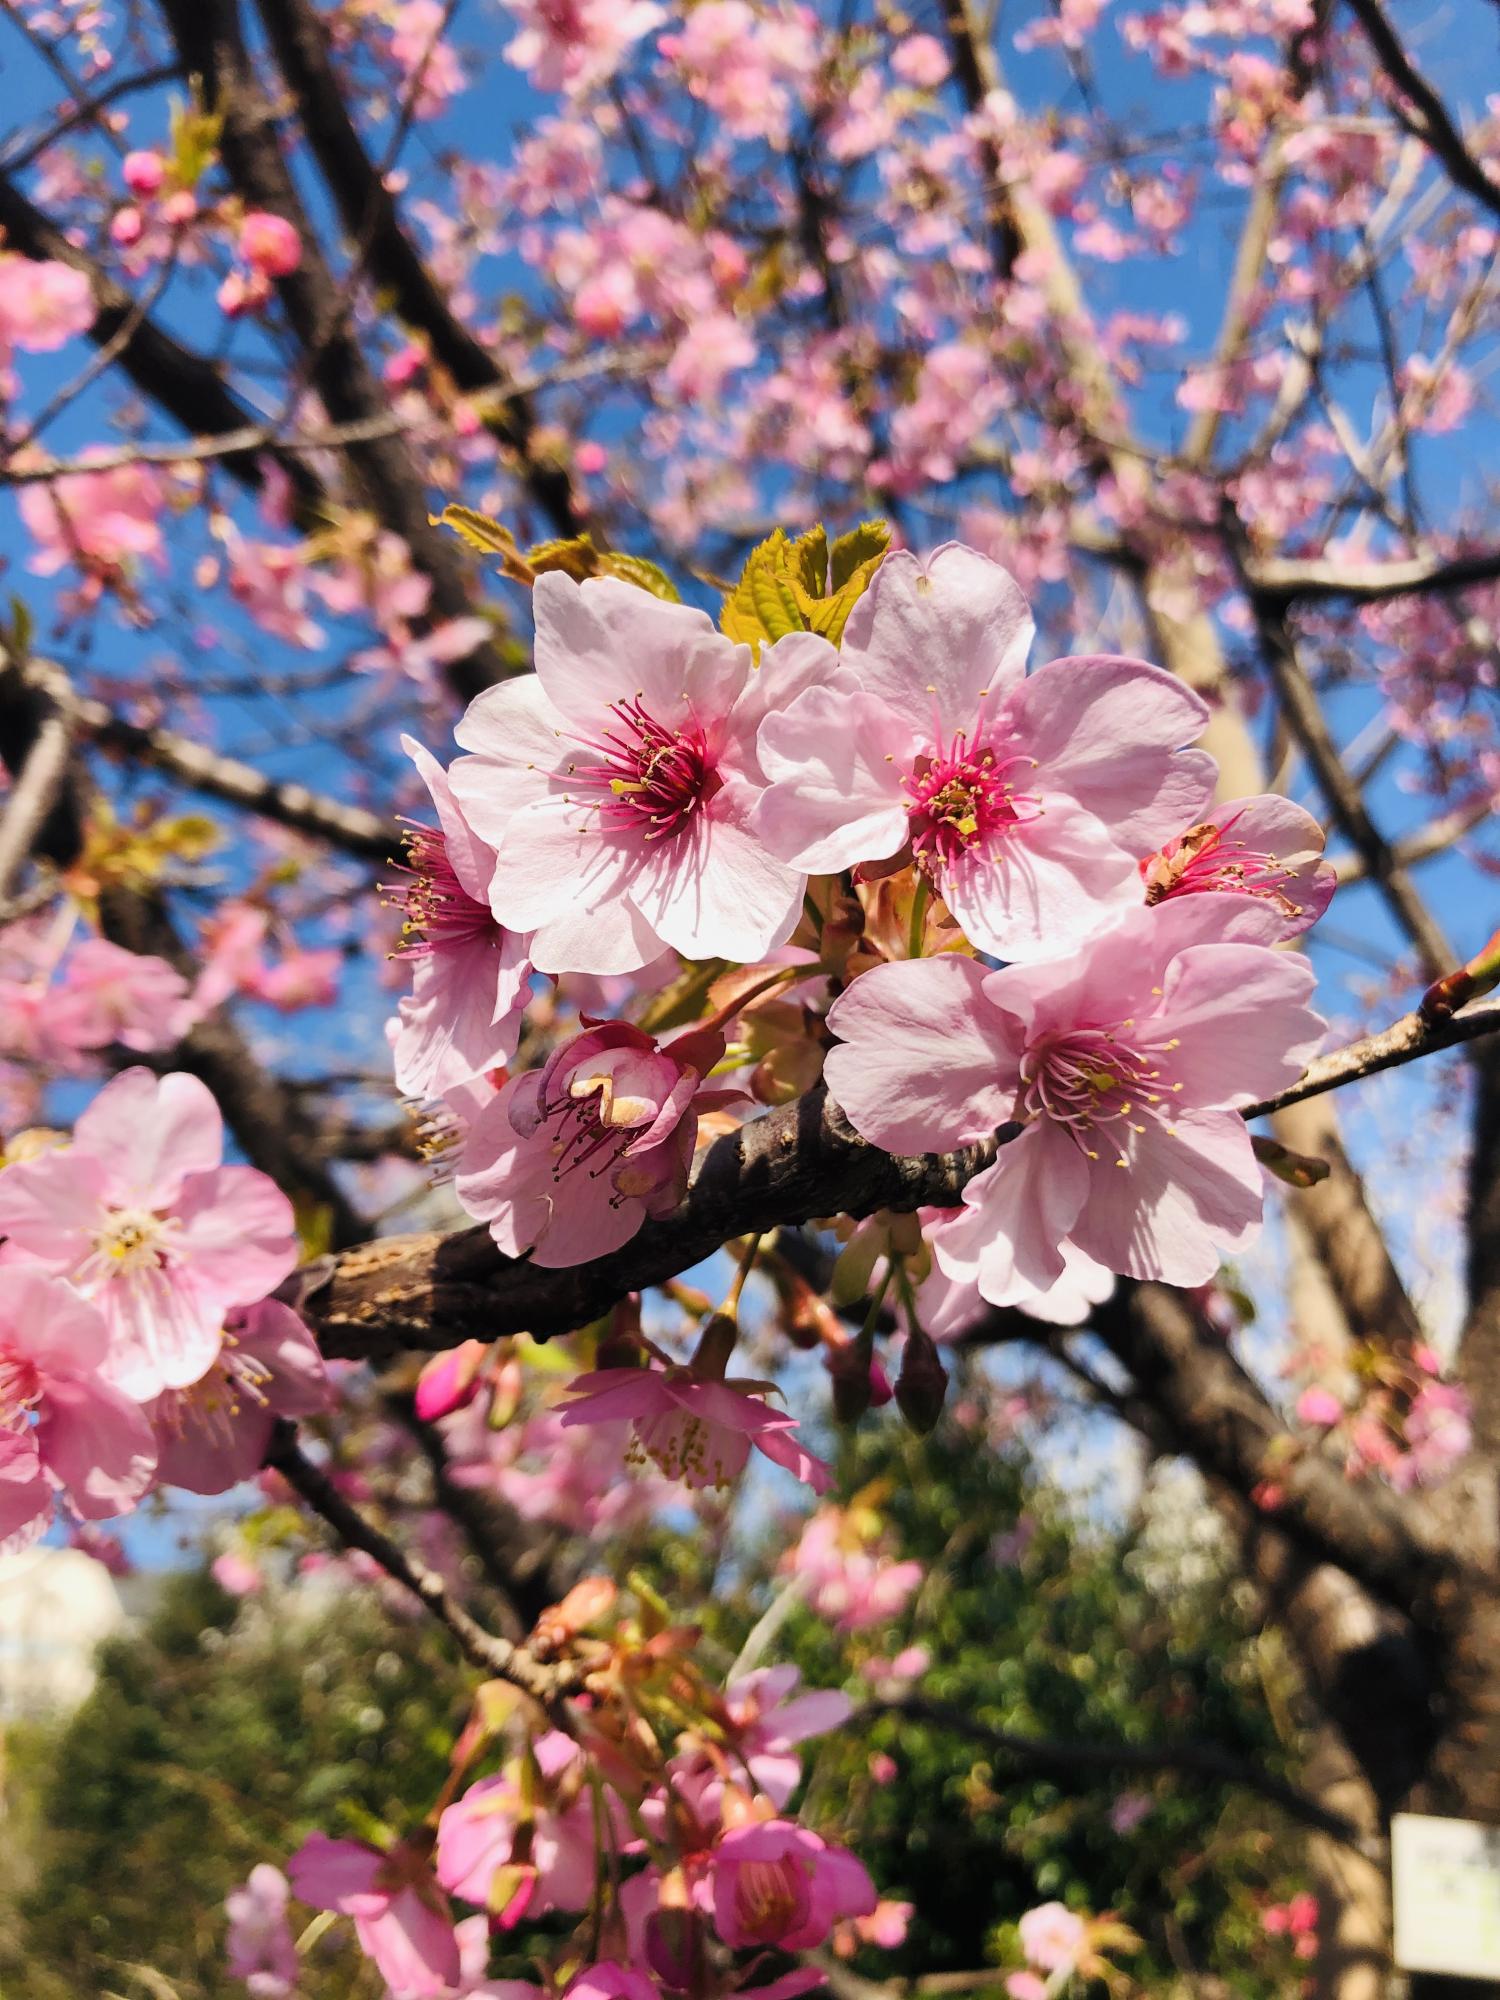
[
  {"left": 48, "top": 937, "right": 194, "bottom": 1052},
  {"left": 288, "top": 1834, "right": 460, "bottom": 1996},
  {"left": 0, "top": 1268, "right": 157, "bottom": 1554},
  {"left": 503, "top": 0, "right": 665, "bottom": 95},
  {"left": 1018, "top": 1902, "right": 1087, "bottom": 1973},
  {"left": 390, "top": 736, "right": 533, "bottom": 1100},
  {"left": 1393, "top": 1381, "right": 1473, "bottom": 1490},
  {"left": 0, "top": 1067, "right": 298, "bottom": 1398},
  {"left": 662, "top": 1, "right": 819, "bottom": 148},
  {"left": 711, "top": 1820, "right": 876, "bottom": 1950},
  {"left": 451, "top": 574, "right": 825, "bottom": 973},
  {"left": 225, "top": 1863, "right": 299, "bottom": 1998},
  {"left": 239, "top": 211, "right": 302, "bottom": 277},
  {"left": 454, "top": 1021, "right": 732, "bottom": 1266},
  {"left": 687, "top": 1664, "right": 853, "bottom": 1808},
  {"left": 18, "top": 458, "right": 167, "bottom": 581},
  {"left": 435, "top": 1731, "right": 603, "bottom": 1920},
  {"left": 755, "top": 544, "right": 1216, "bottom": 962},
  {"left": 783, "top": 1506, "right": 923, "bottom": 1631},
  {"left": 122, "top": 149, "right": 167, "bottom": 196},
  {"left": 824, "top": 898, "right": 1325, "bottom": 1296},
  {"left": 558, "top": 1361, "right": 832, "bottom": 1492},
  {"left": 1140, "top": 794, "right": 1334, "bottom": 937},
  {"left": 891, "top": 33, "right": 950, "bottom": 85},
  {"left": 212, "top": 1549, "right": 265, "bottom": 1596},
  {"left": 0, "top": 253, "right": 94, "bottom": 352},
  {"left": 389, "top": 0, "right": 469, "bottom": 115},
  {"left": 1296, "top": 1385, "right": 1343, "bottom": 1427},
  {"left": 151, "top": 1298, "right": 330, "bottom": 1494}
]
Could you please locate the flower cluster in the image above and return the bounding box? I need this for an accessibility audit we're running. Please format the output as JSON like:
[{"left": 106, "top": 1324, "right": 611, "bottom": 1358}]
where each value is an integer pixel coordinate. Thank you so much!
[
  {"left": 0, "top": 1066, "right": 328, "bottom": 1551},
  {"left": 391, "top": 535, "right": 1330, "bottom": 1443}
]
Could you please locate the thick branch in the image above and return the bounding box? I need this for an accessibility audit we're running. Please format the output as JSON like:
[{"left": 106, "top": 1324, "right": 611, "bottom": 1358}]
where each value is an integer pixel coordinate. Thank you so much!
[
  {"left": 250, "top": 0, "right": 581, "bottom": 539},
  {"left": 1250, "top": 546, "right": 1500, "bottom": 607},
  {"left": 24, "top": 659, "right": 397, "bottom": 864}
]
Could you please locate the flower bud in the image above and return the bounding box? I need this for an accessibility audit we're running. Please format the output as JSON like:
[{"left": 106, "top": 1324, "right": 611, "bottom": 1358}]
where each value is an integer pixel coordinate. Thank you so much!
[
  {"left": 414, "top": 1339, "right": 488, "bottom": 1423},
  {"left": 894, "top": 1327, "right": 948, "bottom": 1435},
  {"left": 646, "top": 1907, "right": 705, "bottom": 1990},
  {"left": 826, "top": 1326, "right": 878, "bottom": 1425}
]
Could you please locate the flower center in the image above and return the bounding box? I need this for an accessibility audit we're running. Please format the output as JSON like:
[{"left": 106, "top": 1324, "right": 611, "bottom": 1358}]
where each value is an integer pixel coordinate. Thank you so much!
[
  {"left": 1141, "top": 817, "right": 1303, "bottom": 919},
  {"left": 387, "top": 824, "right": 496, "bottom": 957},
  {"left": 569, "top": 697, "right": 717, "bottom": 841},
  {"left": 90, "top": 1205, "right": 179, "bottom": 1276},
  {"left": 628, "top": 1405, "right": 749, "bottom": 1489},
  {"left": 0, "top": 1349, "right": 40, "bottom": 1422},
  {"left": 904, "top": 735, "right": 1041, "bottom": 870},
  {"left": 540, "top": 1081, "right": 635, "bottom": 1195},
  {"left": 730, "top": 1855, "right": 811, "bottom": 1941},
  {"left": 1019, "top": 1024, "right": 1184, "bottom": 1167},
  {"left": 157, "top": 1332, "right": 274, "bottom": 1445}
]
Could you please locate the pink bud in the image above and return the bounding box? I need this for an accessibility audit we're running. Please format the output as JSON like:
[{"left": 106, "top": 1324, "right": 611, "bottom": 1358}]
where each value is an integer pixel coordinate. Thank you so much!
[
  {"left": 1296, "top": 1385, "right": 1343, "bottom": 1428},
  {"left": 123, "top": 149, "right": 167, "bottom": 196},
  {"left": 384, "top": 342, "right": 426, "bottom": 386},
  {"left": 415, "top": 1340, "right": 489, "bottom": 1422},
  {"left": 895, "top": 1326, "right": 948, "bottom": 1435},
  {"left": 575, "top": 440, "right": 608, "bottom": 475},
  {"left": 110, "top": 207, "right": 144, "bottom": 246},
  {"left": 161, "top": 189, "right": 197, "bottom": 225},
  {"left": 239, "top": 210, "right": 302, "bottom": 278}
]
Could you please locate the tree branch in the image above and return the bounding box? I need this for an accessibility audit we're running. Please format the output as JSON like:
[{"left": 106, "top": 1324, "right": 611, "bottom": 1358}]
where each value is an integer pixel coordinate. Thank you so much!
[
  {"left": 265, "top": 1421, "right": 578, "bottom": 1706},
  {"left": 1344, "top": 0, "right": 1500, "bottom": 223},
  {"left": 852, "top": 1695, "right": 1376, "bottom": 1852}
]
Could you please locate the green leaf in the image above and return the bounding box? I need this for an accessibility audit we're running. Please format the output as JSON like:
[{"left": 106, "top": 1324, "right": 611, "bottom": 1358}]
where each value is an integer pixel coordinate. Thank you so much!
[
  {"left": 430, "top": 503, "right": 520, "bottom": 562},
  {"left": 603, "top": 552, "right": 682, "bottom": 602},
  {"left": 829, "top": 518, "right": 891, "bottom": 591}
]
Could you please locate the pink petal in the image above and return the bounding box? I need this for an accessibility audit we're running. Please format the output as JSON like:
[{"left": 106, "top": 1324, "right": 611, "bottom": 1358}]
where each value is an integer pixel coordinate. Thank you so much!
[
  {"left": 824, "top": 955, "right": 1019, "bottom": 1154},
  {"left": 1001, "top": 655, "right": 1213, "bottom": 850},
  {"left": 753, "top": 683, "right": 913, "bottom": 872},
  {"left": 173, "top": 1166, "right": 298, "bottom": 1303},
  {"left": 938, "top": 794, "right": 1141, "bottom": 963},
  {"left": 531, "top": 571, "right": 749, "bottom": 734},
  {"left": 0, "top": 1148, "right": 110, "bottom": 1268},
  {"left": 402, "top": 734, "right": 500, "bottom": 905},
  {"left": 1154, "top": 942, "right": 1323, "bottom": 1106},
  {"left": 36, "top": 1372, "right": 157, "bottom": 1517},
  {"left": 841, "top": 543, "right": 1033, "bottom": 725},
  {"left": 73, "top": 1067, "right": 224, "bottom": 1205},
  {"left": 629, "top": 791, "right": 803, "bottom": 962},
  {"left": 1073, "top": 1108, "right": 1264, "bottom": 1285},
  {"left": 933, "top": 1123, "right": 1090, "bottom": 1303},
  {"left": 0, "top": 1428, "right": 50, "bottom": 1554},
  {"left": 450, "top": 675, "right": 565, "bottom": 853}
]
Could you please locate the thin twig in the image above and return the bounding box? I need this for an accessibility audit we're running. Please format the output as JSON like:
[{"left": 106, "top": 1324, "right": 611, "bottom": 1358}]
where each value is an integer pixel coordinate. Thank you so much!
[{"left": 266, "top": 1421, "right": 579, "bottom": 1708}]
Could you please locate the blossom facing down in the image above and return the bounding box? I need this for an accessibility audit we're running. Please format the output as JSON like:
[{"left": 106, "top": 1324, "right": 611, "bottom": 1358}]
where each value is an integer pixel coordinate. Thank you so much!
[
  {"left": 0, "top": 1269, "right": 157, "bottom": 1554},
  {"left": 824, "top": 899, "right": 1325, "bottom": 1297},
  {"left": 0, "top": 1067, "right": 298, "bottom": 1399},
  {"left": 711, "top": 1820, "right": 876, "bottom": 1951},
  {"left": 754, "top": 543, "right": 1215, "bottom": 962},
  {"left": 435, "top": 1731, "right": 603, "bottom": 1921},
  {"left": 225, "top": 1863, "right": 299, "bottom": 1999},
  {"left": 1140, "top": 794, "right": 1335, "bottom": 937},
  {"left": 450, "top": 573, "right": 827, "bottom": 973},
  {"left": 287, "top": 1833, "right": 461, "bottom": 1996},
  {"left": 151, "top": 1299, "right": 330, "bottom": 1495},
  {"left": 454, "top": 1020, "right": 734, "bottom": 1267},
  {"left": 390, "top": 737, "right": 533, "bottom": 1101},
  {"left": 558, "top": 1364, "right": 833, "bottom": 1493}
]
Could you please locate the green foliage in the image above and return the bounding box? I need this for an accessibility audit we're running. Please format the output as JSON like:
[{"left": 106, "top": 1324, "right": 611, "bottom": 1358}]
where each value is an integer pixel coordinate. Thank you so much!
[
  {"left": 719, "top": 520, "right": 890, "bottom": 654},
  {"left": 10, "top": 1568, "right": 461, "bottom": 2000}
]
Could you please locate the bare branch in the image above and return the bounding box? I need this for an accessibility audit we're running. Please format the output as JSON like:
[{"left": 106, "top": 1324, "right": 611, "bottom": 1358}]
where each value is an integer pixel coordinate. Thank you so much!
[
  {"left": 1344, "top": 0, "right": 1500, "bottom": 223},
  {"left": 1250, "top": 546, "right": 1500, "bottom": 606},
  {"left": 266, "top": 1421, "right": 579, "bottom": 1706}
]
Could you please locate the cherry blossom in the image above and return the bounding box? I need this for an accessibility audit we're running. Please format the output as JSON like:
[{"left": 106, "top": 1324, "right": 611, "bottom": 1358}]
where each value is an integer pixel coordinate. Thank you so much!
[
  {"left": 1140, "top": 794, "right": 1335, "bottom": 937},
  {"left": 435, "top": 1731, "right": 604, "bottom": 1921},
  {"left": 783, "top": 1506, "right": 923, "bottom": 1632},
  {"left": 48, "top": 937, "right": 195, "bottom": 1052},
  {"left": 0, "top": 1268, "right": 157, "bottom": 1554},
  {"left": 451, "top": 575, "right": 827, "bottom": 973},
  {"left": 225, "top": 1863, "right": 299, "bottom": 1999},
  {"left": 18, "top": 458, "right": 167, "bottom": 584},
  {"left": 558, "top": 1361, "right": 833, "bottom": 1492},
  {"left": 0, "top": 1067, "right": 298, "bottom": 1398},
  {"left": 1018, "top": 1902, "right": 1088, "bottom": 1974},
  {"left": 238, "top": 211, "right": 301, "bottom": 277},
  {"left": 0, "top": 253, "right": 94, "bottom": 351},
  {"left": 390, "top": 736, "right": 533, "bottom": 1101},
  {"left": 711, "top": 1820, "right": 876, "bottom": 1950},
  {"left": 502, "top": 0, "right": 665, "bottom": 95},
  {"left": 287, "top": 1833, "right": 461, "bottom": 1996},
  {"left": 151, "top": 1298, "right": 330, "bottom": 1494},
  {"left": 824, "top": 899, "right": 1325, "bottom": 1296},
  {"left": 454, "top": 1020, "right": 733, "bottom": 1265},
  {"left": 755, "top": 545, "right": 1215, "bottom": 962}
]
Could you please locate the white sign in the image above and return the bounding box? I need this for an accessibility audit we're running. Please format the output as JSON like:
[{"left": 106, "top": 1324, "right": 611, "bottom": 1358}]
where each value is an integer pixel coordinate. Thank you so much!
[{"left": 1393, "top": 1812, "right": 1500, "bottom": 1979}]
